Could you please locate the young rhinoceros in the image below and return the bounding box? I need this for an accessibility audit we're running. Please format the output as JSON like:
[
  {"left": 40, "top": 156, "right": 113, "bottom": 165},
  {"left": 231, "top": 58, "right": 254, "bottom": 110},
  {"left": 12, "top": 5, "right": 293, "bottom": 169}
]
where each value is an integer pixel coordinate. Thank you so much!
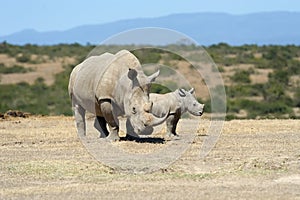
[{"left": 147, "top": 88, "right": 204, "bottom": 138}]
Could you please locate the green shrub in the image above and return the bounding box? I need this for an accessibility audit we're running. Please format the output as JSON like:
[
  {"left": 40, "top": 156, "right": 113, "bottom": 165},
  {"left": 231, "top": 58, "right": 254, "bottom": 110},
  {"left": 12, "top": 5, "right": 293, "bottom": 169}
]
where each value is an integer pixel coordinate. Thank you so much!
[
  {"left": 150, "top": 84, "right": 171, "bottom": 94},
  {"left": 263, "top": 82, "right": 285, "bottom": 102},
  {"left": 259, "top": 101, "right": 292, "bottom": 115},
  {"left": 230, "top": 69, "right": 251, "bottom": 83},
  {"left": 254, "top": 58, "right": 270, "bottom": 69},
  {"left": 287, "top": 60, "right": 300, "bottom": 75},
  {"left": 0, "top": 64, "right": 33, "bottom": 74},
  {"left": 226, "top": 84, "right": 263, "bottom": 98},
  {"left": 0, "top": 65, "right": 73, "bottom": 115},
  {"left": 202, "top": 98, "right": 211, "bottom": 113},
  {"left": 226, "top": 114, "right": 237, "bottom": 120},
  {"left": 16, "top": 54, "right": 31, "bottom": 63},
  {"left": 217, "top": 66, "right": 225, "bottom": 72},
  {"left": 268, "top": 70, "right": 289, "bottom": 85},
  {"left": 227, "top": 98, "right": 292, "bottom": 118},
  {"left": 131, "top": 48, "right": 162, "bottom": 64},
  {"left": 293, "top": 87, "right": 300, "bottom": 107},
  {"left": 0, "top": 81, "right": 50, "bottom": 115}
]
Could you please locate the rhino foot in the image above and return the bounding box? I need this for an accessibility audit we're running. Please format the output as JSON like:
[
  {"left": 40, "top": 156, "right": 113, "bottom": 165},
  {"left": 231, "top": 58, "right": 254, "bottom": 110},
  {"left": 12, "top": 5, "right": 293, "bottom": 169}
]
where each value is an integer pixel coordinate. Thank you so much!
[
  {"left": 106, "top": 133, "right": 120, "bottom": 142},
  {"left": 165, "top": 132, "right": 180, "bottom": 141}
]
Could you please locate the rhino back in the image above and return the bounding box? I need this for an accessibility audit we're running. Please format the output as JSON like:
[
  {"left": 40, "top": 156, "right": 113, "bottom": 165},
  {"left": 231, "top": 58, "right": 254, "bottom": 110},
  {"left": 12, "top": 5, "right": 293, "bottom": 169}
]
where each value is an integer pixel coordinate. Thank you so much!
[
  {"left": 68, "top": 62, "right": 82, "bottom": 97},
  {"left": 72, "top": 53, "right": 114, "bottom": 107},
  {"left": 150, "top": 92, "right": 179, "bottom": 117},
  {"left": 94, "top": 50, "right": 141, "bottom": 101}
]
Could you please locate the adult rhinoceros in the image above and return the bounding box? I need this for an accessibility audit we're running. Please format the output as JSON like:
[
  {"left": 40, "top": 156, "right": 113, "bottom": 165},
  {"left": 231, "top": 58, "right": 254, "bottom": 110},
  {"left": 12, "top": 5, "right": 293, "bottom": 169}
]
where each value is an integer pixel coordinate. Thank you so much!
[{"left": 68, "top": 50, "right": 167, "bottom": 141}]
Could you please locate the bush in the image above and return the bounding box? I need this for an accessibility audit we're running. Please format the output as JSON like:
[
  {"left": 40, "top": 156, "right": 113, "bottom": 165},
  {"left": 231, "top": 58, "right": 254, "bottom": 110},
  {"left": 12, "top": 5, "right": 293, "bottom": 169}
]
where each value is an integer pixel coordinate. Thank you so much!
[
  {"left": 263, "top": 82, "right": 285, "bottom": 102},
  {"left": 0, "top": 81, "right": 50, "bottom": 115},
  {"left": 293, "top": 87, "right": 300, "bottom": 107},
  {"left": 226, "top": 114, "right": 237, "bottom": 120},
  {"left": 226, "top": 84, "right": 263, "bottom": 98},
  {"left": 0, "top": 65, "right": 74, "bottom": 116},
  {"left": 227, "top": 98, "right": 292, "bottom": 118},
  {"left": 287, "top": 60, "right": 300, "bottom": 75},
  {"left": 16, "top": 53, "right": 31, "bottom": 63},
  {"left": 150, "top": 84, "right": 171, "bottom": 94},
  {"left": 259, "top": 101, "right": 292, "bottom": 115},
  {"left": 0, "top": 64, "right": 33, "bottom": 74},
  {"left": 202, "top": 98, "right": 211, "bottom": 113},
  {"left": 230, "top": 69, "right": 251, "bottom": 83},
  {"left": 131, "top": 48, "right": 162, "bottom": 64},
  {"left": 268, "top": 70, "right": 289, "bottom": 86}
]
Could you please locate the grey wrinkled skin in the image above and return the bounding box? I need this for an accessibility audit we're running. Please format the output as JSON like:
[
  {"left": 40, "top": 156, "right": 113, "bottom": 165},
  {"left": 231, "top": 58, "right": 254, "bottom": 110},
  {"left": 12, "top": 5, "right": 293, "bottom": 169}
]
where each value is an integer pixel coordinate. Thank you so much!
[
  {"left": 142, "top": 88, "right": 204, "bottom": 138},
  {"left": 68, "top": 50, "right": 167, "bottom": 141}
]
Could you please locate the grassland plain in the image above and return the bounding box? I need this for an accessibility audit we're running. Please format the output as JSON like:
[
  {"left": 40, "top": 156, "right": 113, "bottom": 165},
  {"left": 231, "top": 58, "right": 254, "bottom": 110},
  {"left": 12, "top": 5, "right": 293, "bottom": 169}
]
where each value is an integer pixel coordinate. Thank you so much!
[{"left": 1, "top": 116, "right": 300, "bottom": 199}]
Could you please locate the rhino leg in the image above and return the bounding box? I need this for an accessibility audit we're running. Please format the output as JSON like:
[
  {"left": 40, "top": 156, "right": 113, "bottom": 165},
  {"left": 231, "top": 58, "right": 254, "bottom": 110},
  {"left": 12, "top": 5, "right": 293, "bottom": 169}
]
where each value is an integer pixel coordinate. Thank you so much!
[
  {"left": 124, "top": 118, "right": 140, "bottom": 140},
  {"left": 94, "top": 116, "right": 109, "bottom": 138},
  {"left": 166, "top": 112, "right": 180, "bottom": 138},
  {"left": 100, "top": 100, "right": 120, "bottom": 141},
  {"left": 74, "top": 104, "right": 86, "bottom": 136}
]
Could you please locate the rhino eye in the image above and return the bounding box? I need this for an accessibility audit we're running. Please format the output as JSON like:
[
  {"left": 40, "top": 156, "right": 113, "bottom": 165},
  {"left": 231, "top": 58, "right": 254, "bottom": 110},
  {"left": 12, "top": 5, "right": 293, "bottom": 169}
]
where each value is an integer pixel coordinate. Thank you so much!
[
  {"left": 132, "top": 107, "right": 137, "bottom": 114},
  {"left": 193, "top": 102, "right": 197, "bottom": 106}
]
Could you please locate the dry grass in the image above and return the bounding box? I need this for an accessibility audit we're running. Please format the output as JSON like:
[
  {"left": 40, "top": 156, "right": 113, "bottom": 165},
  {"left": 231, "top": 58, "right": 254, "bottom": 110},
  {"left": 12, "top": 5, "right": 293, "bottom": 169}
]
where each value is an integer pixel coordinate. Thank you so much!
[{"left": 1, "top": 116, "right": 300, "bottom": 199}]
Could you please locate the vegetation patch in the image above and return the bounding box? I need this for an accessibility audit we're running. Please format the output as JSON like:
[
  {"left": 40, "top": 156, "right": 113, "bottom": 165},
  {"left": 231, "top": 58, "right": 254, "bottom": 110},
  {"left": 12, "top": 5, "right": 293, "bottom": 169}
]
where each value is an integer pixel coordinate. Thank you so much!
[
  {"left": 0, "top": 63, "right": 33, "bottom": 74},
  {"left": 0, "top": 42, "right": 300, "bottom": 119}
]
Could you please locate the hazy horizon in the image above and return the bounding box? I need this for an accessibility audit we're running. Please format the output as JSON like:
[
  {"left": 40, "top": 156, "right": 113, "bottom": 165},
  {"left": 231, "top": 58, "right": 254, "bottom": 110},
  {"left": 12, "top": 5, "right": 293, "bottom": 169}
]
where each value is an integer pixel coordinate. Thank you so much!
[{"left": 2, "top": 0, "right": 300, "bottom": 36}]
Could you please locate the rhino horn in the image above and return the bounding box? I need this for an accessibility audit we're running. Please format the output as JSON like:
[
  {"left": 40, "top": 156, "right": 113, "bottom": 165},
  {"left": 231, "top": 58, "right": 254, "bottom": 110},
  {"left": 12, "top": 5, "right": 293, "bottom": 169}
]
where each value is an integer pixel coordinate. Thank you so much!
[
  {"left": 189, "top": 88, "right": 195, "bottom": 94},
  {"left": 148, "top": 70, "right": 160, "bottom": 82},
  {"left": 145, "top": 110, "right": 169, "bottom": 126}
]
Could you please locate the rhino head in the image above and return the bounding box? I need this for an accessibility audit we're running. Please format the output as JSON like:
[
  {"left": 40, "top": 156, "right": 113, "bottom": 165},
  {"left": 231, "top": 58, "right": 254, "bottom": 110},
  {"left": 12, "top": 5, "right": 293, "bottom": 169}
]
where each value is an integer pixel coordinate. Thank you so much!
[
  {"left": 178, "top": 88, "right": 204, "bottom": 116},
  {"left": 115, "top": 68, "right": 167, "bottom": 133}
]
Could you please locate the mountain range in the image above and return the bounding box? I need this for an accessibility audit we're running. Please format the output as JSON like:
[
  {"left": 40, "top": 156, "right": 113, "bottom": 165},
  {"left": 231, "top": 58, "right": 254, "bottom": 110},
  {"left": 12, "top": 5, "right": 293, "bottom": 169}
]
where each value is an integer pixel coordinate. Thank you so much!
[{"left": 1, "top": 12, "right": 300, "bottom": 46}]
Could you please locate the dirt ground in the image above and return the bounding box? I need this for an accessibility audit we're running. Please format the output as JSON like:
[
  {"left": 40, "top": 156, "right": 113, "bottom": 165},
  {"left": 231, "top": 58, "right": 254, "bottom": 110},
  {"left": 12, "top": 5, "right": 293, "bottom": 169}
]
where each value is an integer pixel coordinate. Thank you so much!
[{"left": 1, "top": 116, "right": 300, "bottom": 199}]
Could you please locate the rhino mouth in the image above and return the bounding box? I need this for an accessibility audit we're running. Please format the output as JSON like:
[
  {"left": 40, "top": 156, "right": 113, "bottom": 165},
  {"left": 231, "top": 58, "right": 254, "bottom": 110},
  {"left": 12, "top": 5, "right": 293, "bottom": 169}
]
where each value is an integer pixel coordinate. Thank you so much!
[
  {"left": 132, "top": 110, "right": 170, "bottom": 134},
  {"left": 192, "top": 111, "right": 203, "bottom": 116}
]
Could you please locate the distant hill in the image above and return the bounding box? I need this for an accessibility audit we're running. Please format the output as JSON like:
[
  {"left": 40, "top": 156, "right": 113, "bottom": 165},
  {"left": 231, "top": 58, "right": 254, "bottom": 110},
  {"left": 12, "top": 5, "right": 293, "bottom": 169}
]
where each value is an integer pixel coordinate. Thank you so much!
[{"left": 1, "top": 12, "right": 300, "bottom": 45}]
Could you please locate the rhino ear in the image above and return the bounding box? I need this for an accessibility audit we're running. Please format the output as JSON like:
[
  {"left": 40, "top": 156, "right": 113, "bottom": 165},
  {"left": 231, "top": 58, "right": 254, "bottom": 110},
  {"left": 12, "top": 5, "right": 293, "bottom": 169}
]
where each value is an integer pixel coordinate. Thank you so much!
[
  {"left": 189, "top": 88, "right": 195, "bottom": 94},
  {"left": 128, "top": 68, "right": 137, "bottom": 80},
  {"left": 178, "top": 88, "right": 187, "bottom": 97},
  {"left": 148, "top": 70, "right": 160, "bottom": 82}
]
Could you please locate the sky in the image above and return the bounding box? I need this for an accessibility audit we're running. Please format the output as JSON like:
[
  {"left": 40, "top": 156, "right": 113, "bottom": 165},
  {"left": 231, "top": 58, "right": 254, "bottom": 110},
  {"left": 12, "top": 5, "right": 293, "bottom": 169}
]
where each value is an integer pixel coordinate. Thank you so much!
[{"left": 1, "top": 0, "right": 300, "bottom": 36}]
